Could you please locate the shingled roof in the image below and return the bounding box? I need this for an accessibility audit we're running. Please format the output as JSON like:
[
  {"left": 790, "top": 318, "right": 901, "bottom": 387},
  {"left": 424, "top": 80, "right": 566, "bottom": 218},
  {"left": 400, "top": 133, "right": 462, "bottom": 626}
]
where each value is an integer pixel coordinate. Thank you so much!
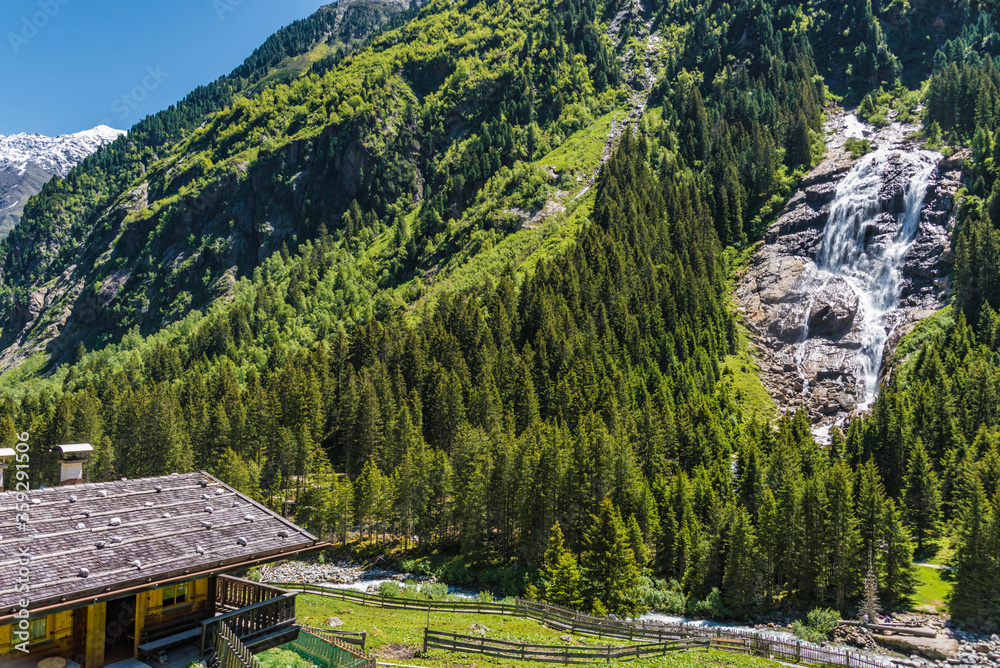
[{"left": 0, "top": 472, "right": 318, "bottom": 616}]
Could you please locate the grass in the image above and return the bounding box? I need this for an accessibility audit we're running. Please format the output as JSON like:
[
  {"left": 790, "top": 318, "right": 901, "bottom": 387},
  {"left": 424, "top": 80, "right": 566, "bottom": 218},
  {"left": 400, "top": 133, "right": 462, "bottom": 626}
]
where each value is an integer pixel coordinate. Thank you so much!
[
  {"left": 913, "top": 534, "right": 956, "bottom": 567},
  {"left": 272, "top": 593, "right": 787, "bottom": 668},
  {"left": 911, "top": 565, "right": 953, "bottom": 614},
  {"left": 537, "top": 105, "right": 622, "bottom": 178},
  {"left": 721, "top": 345, "right": 776, "bottom": 424},
  {"left": 889, "top": 304, "right": 955, "bottom": 378}
]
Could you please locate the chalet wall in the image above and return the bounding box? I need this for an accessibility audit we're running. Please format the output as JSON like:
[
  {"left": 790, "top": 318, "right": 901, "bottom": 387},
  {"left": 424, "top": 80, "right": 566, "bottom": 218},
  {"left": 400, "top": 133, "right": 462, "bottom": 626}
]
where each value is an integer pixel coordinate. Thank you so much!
[{"left": 0, "top": 610, "right": 74, "bottom": 664}]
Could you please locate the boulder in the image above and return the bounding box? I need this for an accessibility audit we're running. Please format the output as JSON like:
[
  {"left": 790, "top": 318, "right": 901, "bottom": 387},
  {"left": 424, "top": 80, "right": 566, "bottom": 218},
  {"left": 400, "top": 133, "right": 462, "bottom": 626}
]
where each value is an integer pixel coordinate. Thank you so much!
[
  {"left": 871, "top": 634, "right": 958, "bottom": 661},
  {"left": 807, "top": 279, "right": 859, "bottom": 336},
  {"left": 938, "top": 148, "right": 970, "bottom": 172}
]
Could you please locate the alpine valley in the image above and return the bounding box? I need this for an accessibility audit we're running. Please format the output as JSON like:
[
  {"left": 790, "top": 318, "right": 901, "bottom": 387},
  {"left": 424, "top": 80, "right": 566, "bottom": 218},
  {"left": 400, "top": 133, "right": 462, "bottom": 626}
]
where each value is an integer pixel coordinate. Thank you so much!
[{"left": 4, "top": 0, "right": 1000, "bottom": 659}]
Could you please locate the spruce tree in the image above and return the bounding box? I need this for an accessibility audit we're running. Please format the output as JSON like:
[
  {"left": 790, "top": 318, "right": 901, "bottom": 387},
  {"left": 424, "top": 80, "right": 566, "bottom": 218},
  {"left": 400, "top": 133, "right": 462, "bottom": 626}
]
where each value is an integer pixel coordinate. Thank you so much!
[
  {"left": 581, "top": 499, "right": 645, "bottom": 617},
  {"left": 902, "top": 439, "right": 942, "bottom": 551},
  {"left": 951, "top": 482, "right": 997, "bottom": 624},
  {"left": 878, "top": 499, "right": 917, "bottom": 602},
  {"left": 537, "top": 523, "right": 585, "bottom": 610}
]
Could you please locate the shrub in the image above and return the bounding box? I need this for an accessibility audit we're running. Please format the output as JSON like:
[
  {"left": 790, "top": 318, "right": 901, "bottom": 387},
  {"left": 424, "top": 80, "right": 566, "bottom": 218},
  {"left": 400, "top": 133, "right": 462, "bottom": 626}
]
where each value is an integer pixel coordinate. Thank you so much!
[
  {"left": 791, "top": 607, "right": 840, "bottom": 643},
  {"left": 688, "top": 588, "right": 726, "bottom": 618},
  {"left": 845, "top": 137, "right": 873, "bottom": 159}
]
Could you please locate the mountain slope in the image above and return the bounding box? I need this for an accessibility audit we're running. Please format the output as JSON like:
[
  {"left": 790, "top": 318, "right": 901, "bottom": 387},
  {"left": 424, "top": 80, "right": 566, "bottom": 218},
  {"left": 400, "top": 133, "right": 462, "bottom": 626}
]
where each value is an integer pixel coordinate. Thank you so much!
[
  {"left": 0, "top": 126, "right": 125, "bottom": 238},
  {"left": 12, "top": 0, "right": 1000, "bottom": 631}
]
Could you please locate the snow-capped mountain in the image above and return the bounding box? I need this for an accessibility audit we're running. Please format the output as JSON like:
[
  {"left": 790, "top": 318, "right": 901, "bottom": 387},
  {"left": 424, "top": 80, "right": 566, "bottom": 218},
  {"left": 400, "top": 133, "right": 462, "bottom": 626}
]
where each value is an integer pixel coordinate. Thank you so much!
[{"left": 0, "top": 125, "right": 126, "bottom": 238}]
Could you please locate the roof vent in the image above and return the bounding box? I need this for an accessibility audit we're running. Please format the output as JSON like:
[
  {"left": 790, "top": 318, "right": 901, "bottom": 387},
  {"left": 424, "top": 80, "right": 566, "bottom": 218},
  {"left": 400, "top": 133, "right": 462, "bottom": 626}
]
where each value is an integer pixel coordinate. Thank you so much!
[
  {"left": 204, "top": 506, "right": 213, "bottom": 513},
  {"left": 78, "top": 568, "right": 89, "bottom": 578},
  {"left": 236, "top": 537, "right": 247, "bottom": 546},
  {"left": 214, "top": 489, "right": 224, "bottom": 496},
  {"left": 202, "top": 521, "right": 213, "bottom": 529},
  {"left": 75, "top": 523, "right": 86, "bottom": 530},
  {"left": 95, "top": 541, "right": 106, "bottom": 549},
  {"left": 81, "top": 510, "right": 90, "bottom": 517},
  {"left": 200, "top": 494, "right": 210, "bottom": 500},
  {"left": 232, "top": 501, "right": 240, "bottom": 507},
  {"left": 143, "top": 502, "right": 153, "bottom": 507},
  {"left": 154, "top": 485, "right": 162, "bottom": 492},
  {"left": 244, "top": 515, "right": 255, "bottom": 522},
  {"left": 196, "top": 546, "right": 205, "bottom": 554},
  {"left": 111, "top": 536, "right": 122, "bottom": 543},
  {"left": 131, "top": 560, "right": 141, "bottom": 569},
  {"left": 109, "top": 517, "right": 121, "bottom": 526},
  {"left": 68, "top": 494, "right": 77, "bottom": 503},
  {"left": 98, "top": 490, "right": 108, "bottom": 497},
  {"left": 162, "top": 512, "right": 171, "bottom": 518},
  {"left": 277, "top": 530, "right": 289, "bottom": 538},
  {"left": 199, "top": 480, "right": 208, "bottom": 487},
  {"left": 30, "top": 498, "right": 41, "bottom": 505}
]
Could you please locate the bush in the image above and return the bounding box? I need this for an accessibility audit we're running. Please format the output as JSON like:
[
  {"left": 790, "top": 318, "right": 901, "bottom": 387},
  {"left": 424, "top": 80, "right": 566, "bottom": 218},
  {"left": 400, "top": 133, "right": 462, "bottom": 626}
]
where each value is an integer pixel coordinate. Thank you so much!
[
  {"left": 638, "top": 577, "right": 687, "bottom": 614},
  {"left": 379, "top": 581, "right": 403, "bottom": 597},
  {"left": 791, "top": 607, "right": 840, "bottom": 643},
  {"left": 420, "top": 582, "right": 449, "bottom": 599},
  {"left": 688, "top": 588, "right": 727, "bottom": 618},
  {"left": 845, "top": 137, "right": 873, "bottom": 159}
]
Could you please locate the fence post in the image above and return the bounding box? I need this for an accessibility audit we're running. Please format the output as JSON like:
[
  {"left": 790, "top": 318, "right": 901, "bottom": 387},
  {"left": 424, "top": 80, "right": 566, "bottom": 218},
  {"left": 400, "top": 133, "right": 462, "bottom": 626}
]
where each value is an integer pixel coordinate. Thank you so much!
[
  {"left": 796, "top": 640, "right": 802, "bottom": 663},
  {"left": 423, "top": 627, "right": 428, "bottom": 654}
]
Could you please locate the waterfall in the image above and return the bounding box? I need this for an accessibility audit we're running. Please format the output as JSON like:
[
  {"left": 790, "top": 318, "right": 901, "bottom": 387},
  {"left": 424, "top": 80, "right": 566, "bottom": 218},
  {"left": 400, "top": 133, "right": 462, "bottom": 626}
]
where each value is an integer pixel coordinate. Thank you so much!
[{"left": 807, "top": 149, "right": 938, "bottom": 408}]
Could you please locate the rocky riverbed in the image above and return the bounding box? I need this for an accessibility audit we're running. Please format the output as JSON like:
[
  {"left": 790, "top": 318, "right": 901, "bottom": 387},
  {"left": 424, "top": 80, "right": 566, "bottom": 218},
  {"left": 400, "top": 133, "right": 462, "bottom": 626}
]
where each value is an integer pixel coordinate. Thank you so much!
[
  {"left": 735, "top": 109, "right": 962, "bottom": 430},
  {"left": 258, "top": 558, "right": 437, "bottom": 592}
]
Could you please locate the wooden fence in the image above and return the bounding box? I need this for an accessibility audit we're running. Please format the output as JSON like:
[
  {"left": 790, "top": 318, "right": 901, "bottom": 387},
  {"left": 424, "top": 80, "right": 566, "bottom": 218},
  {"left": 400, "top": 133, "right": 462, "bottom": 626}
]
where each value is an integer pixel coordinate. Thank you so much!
[
  {"left": 423, "top": 628, "right": 707, "bottom": 664},
  {"left": 269, "top": 582, "right": 894, "bottom": 668},
  {"left": 284, "top": 626, "right": 377, "bottom": 668},
  {"left": 300, "top": 624, "right": 368, "bottom": 650},
  {"left": 212, "top": 622, "right": 261, "bottom": 668}
]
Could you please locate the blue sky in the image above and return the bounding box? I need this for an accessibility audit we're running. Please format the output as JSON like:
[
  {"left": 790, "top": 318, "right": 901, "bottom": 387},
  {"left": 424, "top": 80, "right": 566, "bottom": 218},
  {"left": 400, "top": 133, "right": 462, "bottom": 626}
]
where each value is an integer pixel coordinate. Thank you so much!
[{"left": 0, "top": 0, "right": 331, "bottom": 136}]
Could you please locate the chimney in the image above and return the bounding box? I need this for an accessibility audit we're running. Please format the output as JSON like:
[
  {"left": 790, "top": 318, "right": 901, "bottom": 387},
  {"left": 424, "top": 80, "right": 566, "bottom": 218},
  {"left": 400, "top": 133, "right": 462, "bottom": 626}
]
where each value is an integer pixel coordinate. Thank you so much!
[
  {"left": 55, "top": 443, "right": 93, "bottom": 486},
  {"left": 0, "top": 448, "right": 14, "bottom": 492}
]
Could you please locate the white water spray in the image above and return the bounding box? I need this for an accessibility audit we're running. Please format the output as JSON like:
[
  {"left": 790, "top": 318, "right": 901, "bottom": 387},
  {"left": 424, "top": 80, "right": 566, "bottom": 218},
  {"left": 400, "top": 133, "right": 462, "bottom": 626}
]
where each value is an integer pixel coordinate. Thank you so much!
[{"left": 807, "top": 148, "right": 938, "bottom": 409}]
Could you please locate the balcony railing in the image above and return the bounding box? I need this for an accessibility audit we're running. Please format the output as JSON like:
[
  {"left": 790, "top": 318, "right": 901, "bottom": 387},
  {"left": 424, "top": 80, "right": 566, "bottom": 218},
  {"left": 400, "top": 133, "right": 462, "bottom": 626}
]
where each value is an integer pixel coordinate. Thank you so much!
[
  {"left": 200, "top": 578, "right": 298, "bottom": 655},
  {"left": 216, "top": 575, "right": 290, "bottom": 612}
]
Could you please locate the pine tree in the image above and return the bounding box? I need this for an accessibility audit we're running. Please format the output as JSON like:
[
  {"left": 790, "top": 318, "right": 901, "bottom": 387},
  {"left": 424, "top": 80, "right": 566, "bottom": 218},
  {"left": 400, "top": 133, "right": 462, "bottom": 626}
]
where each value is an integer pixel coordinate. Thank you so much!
[
  {"left": 537, "top": 523, "right": 585, "bottom": 609},
  {"left": 902, "top": 439, "right": 942, "bottom": 551},
  {"left": 581, "top": 499, "right": 645, "bottom": 617},
  {"left": 951, "top": 481, "right": 997, "bottom": 624},
  {"left": 878, "top": 499, "right": 917, "bottom": 602},
  {"left": 722, "top": 505, "right": 759, "bottom": 612}
]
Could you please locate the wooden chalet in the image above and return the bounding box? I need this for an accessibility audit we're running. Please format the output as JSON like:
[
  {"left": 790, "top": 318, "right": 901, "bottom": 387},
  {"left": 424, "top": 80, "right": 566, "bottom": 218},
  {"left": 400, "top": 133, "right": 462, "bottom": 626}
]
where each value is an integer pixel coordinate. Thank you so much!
[{"left": 0, "top": 472, "right": 325, "bottom": 667}]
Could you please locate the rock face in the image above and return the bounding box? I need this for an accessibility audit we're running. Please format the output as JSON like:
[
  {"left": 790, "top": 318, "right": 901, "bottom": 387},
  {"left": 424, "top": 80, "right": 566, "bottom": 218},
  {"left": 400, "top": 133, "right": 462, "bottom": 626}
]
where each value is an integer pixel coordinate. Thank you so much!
[{"left": 735, "top": 111, "right": 956, "bottom": 429}]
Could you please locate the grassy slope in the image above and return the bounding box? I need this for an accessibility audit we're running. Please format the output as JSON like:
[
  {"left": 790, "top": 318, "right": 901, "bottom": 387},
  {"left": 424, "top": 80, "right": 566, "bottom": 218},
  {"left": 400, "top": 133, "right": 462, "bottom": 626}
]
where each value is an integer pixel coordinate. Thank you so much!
[{"left": 276, "top": 593, "right": 786, "bottom": 668}]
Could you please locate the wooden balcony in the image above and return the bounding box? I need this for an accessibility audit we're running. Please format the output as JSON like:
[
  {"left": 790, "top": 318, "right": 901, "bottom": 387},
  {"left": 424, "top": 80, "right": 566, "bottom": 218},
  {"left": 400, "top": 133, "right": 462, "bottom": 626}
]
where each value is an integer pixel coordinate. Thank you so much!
[{"left": 198, "top": 577, "right": 300, "bottom": 656}]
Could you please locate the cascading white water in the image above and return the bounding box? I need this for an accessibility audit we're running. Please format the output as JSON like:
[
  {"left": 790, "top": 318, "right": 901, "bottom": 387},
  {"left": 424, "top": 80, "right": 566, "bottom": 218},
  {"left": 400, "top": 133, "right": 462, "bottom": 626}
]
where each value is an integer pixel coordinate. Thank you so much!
[{"left": 803, "top": 148, "right": 938, "bottom": 409}]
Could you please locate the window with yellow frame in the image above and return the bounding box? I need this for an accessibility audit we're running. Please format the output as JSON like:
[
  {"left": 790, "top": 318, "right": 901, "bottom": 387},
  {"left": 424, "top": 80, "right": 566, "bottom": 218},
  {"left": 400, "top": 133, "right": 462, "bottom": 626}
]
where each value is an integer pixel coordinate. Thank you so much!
[{"left": 161, "top": 584, "right": 189, "bottom": 608}]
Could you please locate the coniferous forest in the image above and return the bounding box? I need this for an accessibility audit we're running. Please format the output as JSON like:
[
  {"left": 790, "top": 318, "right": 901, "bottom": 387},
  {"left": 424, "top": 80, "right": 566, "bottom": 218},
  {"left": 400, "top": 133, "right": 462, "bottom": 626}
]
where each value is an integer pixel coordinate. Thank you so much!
[{"left": 5, "top": 0, "right": 1000, "bottom": 633}]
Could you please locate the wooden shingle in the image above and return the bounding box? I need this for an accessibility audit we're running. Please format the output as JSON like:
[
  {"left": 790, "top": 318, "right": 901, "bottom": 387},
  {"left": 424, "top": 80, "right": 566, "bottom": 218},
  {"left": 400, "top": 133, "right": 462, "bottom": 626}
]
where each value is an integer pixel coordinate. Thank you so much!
[{"left": 0, "top": 472, "right": 317, "bottom": 613}]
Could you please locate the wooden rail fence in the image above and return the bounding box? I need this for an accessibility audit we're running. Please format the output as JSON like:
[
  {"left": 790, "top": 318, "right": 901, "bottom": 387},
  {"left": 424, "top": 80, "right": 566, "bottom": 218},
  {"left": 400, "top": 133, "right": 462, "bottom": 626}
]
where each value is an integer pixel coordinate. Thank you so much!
[
  {"left": 269, "top": 582, "right": 894, "bottom": 668},
  {"left": 212, "top": 622, "right": 261, "bottom": 668},
  {"left": 300, "top": 624, "right": 368, "bottom": 649},
  {"left": 423, "top": 628, "right": 707, "bottom": 664},
  {"left": 285, "top": 626, "right": 377, "bottom": 668}
]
